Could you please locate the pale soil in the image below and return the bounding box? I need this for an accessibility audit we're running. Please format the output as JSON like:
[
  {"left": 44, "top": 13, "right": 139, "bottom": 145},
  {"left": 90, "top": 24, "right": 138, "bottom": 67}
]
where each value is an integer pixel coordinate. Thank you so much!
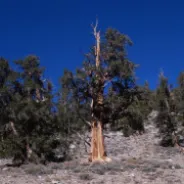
[{"left": 1, "top": 111, "right": 184, "bottom": 184}]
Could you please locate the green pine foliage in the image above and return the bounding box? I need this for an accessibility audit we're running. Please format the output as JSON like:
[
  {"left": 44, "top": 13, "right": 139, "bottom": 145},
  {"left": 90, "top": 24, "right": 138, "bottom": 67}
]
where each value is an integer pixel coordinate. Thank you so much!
[
  {"left": 0, "top": 56, "right": 69, "bottom": 164},
  {"left": 155, "top": 72, "right": 177, "bottom": 146},
  {"left": 171, "top": 72, "right": 184, "bottom": 136}
]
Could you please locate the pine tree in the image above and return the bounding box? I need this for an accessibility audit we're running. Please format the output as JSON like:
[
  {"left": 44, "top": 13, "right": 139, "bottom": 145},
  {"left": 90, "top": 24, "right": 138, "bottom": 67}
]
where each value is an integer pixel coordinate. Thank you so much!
[
  {"left": 60, "top": 21, "right": 143, "bottom": 162},
  {"left": 155, "top": 72, "right": 176, "bottom": 146},
  {"left": 0, "top": 55, "right": 66, "bottom": 164},
  {"left": 176, "top": 72, "right": 184, "bottom": 125},
  {"left": 139, "top": 81, "right": 153, "bottom": 120},
  {"left": 0, "top": 57, "right": 19, "bottom": 157},
  {"left": 171, "top": 72, "right": 184, "bottom": 138}
]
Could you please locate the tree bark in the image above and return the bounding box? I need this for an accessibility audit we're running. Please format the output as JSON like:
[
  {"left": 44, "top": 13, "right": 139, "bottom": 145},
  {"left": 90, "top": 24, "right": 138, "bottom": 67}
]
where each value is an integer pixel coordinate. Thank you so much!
[
  {"left": 89, "top": 120, "right": 111, "bottom": 162},
  {"left": 89, "top": 20, "right": 111, "bottom": 163}
]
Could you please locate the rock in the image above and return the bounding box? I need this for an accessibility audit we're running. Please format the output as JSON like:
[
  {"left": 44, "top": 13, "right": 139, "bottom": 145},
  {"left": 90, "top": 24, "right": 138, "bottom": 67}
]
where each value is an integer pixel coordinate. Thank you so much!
[
  {"left": 2, "top": 167, "right": 8, "bottom": 171},
  {"left": 167, "top": 159, "right": 173, "bottom": 163},
  {"left": 130, "top": 173, "right": 135, "bottom": 177},
  {"left": 51, "top": 180, "right": 62, "bottom": 184},
  {"left": 69, "top": 144, "right": 76, "bottom": 149}
]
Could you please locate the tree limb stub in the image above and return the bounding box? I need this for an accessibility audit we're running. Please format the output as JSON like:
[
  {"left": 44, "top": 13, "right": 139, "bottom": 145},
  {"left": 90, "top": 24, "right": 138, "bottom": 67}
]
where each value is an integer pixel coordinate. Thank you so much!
[{"left": 91, "top": 20, "right": 100, "bottom": 68}]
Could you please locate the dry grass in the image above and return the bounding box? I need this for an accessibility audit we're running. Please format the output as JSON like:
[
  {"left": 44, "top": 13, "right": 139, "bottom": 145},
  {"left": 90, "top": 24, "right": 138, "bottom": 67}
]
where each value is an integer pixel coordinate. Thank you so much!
[
  {"left": 79, "top": 173, "right": 93, "bottom": 181},
  {"left": 24, "top": 164, "right": 54, "bottom": 175}
]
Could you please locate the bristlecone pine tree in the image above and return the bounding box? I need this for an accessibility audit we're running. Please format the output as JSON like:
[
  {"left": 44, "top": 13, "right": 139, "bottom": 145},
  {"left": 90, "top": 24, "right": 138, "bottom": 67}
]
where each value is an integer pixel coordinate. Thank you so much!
[
  {"left": 60, "top": 21, "right": 144, "bottom": 162},
  {"left": 139, "top": 81, "right": 153, "bottom": 120},
  {"left": 0, "top": 56, "right": 65, "bottom": 165},
  {"left": 0, "top": 57, "right": 19, "bottom": 158},
  {"left": 176, "top": 72, "right": 184, "bottom": 127},
  {"left": 89, "top": 22, "right": 111, "bottom": 162},
  {"left": 155, "top": 72, "right": 177, "bottom": 147},
  {"left": 171, "top": 72, "right": 184, "bottom": 138}
]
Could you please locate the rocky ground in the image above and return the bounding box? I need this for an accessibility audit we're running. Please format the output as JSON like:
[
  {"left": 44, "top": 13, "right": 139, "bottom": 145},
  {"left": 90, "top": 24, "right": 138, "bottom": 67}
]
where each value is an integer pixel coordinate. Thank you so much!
[{"left": 1, "top": 111, "right": 184, "bottom": 184}]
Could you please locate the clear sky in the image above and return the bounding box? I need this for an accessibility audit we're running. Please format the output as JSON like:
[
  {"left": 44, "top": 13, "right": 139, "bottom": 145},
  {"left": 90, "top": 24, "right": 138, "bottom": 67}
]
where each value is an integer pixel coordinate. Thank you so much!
[{"left": 0, "top": 0, "right": 184, "bottom": 90}]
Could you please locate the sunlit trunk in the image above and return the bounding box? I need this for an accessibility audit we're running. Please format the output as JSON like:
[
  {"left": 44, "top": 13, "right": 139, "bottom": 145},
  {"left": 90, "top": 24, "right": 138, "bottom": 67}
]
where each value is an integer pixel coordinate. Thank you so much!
[
  {"left": 90, "top": 120, "right": 111, "bottom": 162},
  {"left": 89, "top": 21, "right": 111, "bottom": 162}
]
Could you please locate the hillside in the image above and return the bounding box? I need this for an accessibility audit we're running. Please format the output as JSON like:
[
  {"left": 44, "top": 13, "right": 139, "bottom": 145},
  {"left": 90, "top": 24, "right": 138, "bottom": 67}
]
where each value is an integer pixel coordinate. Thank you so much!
[{"left": 0, "top": 111, "right": 184, "bottom": 184}]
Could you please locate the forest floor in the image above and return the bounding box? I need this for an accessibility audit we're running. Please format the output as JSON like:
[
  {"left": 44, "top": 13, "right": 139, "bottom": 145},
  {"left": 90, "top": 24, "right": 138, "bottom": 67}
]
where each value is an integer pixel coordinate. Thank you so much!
[{"left": 1, "top": 111, "right": 184, "bottom": 184}]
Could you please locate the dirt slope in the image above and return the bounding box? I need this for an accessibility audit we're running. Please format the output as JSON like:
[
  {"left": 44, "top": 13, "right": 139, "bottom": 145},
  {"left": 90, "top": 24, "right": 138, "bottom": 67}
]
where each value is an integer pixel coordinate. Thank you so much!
[{"left": 1, "top": 111, "right": 184, "bottom": 184}]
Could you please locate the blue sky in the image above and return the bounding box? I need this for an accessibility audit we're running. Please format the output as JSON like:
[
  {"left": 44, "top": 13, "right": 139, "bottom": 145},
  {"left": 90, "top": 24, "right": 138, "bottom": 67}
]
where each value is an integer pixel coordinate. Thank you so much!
[{"left": 0, "top": 0, "right": 184, "bottom": 90}]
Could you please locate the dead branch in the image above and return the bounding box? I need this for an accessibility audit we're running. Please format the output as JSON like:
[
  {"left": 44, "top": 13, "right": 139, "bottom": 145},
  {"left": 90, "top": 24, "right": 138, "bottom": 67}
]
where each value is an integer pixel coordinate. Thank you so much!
[
  {"left": 76, "top": 132, "right": 91, "bottom": 145},
  {"left": 76, "top": 132, "right": 91, "bottom": 153},
  {"left": 104, "top": 135, "right": 111, "bottom": 139},
  {"left": 90, "top": 99, "right": 94, "bottom": 118},
  {"left": 91, "top": 19, "right": 100, "bottom": 68},
  {"left": 10, "top": 121, "right": 18, "bottom": 136},
  {"left": 75, "top": 108, "right": 91, "bottom": 127},
  {"left": 91, "top": 19, "right": 98, "bottom": 39},
  {"left": 71, "top": 129, "right": 91, "bottom": 153}
]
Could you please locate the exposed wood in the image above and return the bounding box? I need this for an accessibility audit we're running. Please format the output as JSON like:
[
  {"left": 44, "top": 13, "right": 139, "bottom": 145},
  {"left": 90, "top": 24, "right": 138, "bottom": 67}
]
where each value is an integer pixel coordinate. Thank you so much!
[
  {"left": 89, "top": 20, "right": 111, "bottom": 163},
  {"left": 26, "top": 139, "right": 33, "bottom": 159},
  {"left": 92, "top": 20, "right": 100, "bottom": 68},
  {"left": 97, "top": 121, "right": 105, "bottom": 160},
  {"left": 90, "top": 121, "right": 98, "bottom": 161},
  {"left": 10, "top": 121, "right": 35, "bottom": 162},
  {"left": 90, "top": 120, "right": 111, "bottom": 162},
  {"left": 10, "top": 121, "right": 18, "bottom": 136}
]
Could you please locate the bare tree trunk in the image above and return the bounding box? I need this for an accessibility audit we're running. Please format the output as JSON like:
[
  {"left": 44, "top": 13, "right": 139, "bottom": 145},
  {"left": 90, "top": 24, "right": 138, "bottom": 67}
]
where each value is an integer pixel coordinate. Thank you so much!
[
  {"left": 97, "top": 121, "right": 106, "bottom": 160},
  {"left": 89, "top": 20, "right": 111, "bottom": 163},
  {"left": 26, "top": 137, "right": 33, "bottom": 159},
  {"left": 90, "top": 120, "right": 111, "bottom": 162},
  {"left": 10, "top": 121, "right": 18, "bottom": 136},
  {"left": 10, "top": 121, "right": 35, "bottom": 162}
]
